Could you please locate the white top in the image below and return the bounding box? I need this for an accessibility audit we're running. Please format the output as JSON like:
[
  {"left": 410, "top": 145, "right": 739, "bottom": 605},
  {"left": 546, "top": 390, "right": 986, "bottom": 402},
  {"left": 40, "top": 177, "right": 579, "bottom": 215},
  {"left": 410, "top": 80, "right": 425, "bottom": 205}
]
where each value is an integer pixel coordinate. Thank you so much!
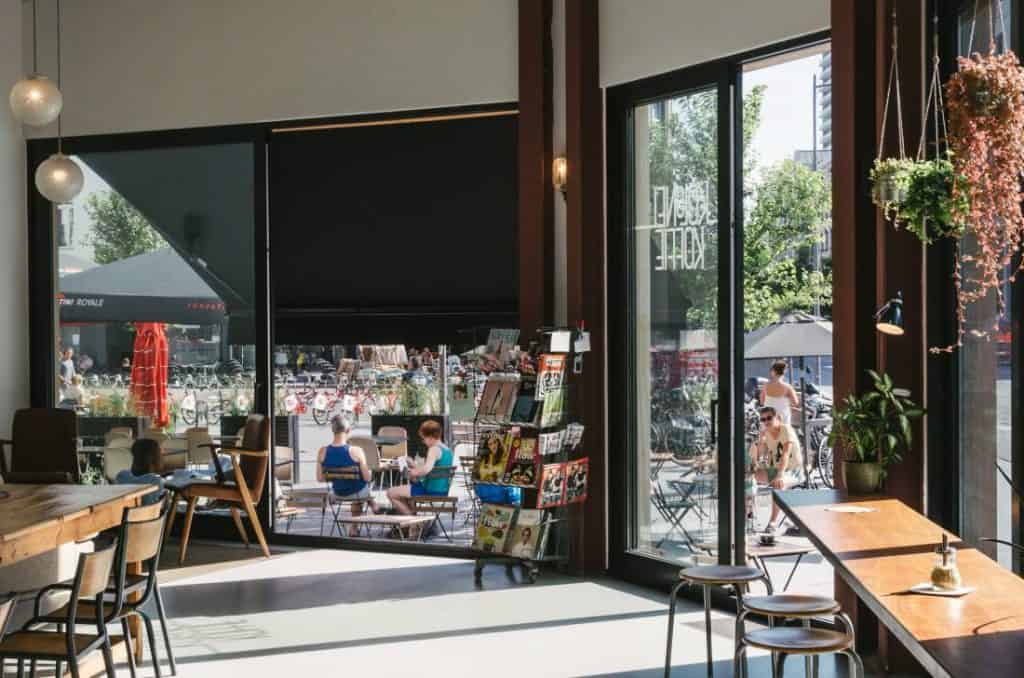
[
  {"left": 763, "top": 394, "right": 793, "bottom": 425},
  {"left": 763, "top": 423, "right": 803, "bottom": 473}
]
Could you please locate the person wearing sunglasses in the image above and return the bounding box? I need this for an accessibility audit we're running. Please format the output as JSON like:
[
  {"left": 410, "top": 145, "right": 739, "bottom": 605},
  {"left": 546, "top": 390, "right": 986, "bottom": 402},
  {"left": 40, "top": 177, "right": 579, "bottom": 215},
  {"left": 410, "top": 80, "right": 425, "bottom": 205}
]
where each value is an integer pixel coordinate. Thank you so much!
[{"left": 750, "top": 405, "right": 804, "bottom": 532}]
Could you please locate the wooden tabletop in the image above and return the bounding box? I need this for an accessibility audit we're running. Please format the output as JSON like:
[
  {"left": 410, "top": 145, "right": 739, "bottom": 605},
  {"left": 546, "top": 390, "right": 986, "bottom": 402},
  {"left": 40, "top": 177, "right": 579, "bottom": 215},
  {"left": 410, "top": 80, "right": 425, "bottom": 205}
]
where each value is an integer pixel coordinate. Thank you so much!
[
  {"left": 776, "top": 490, "right": 1024, "bottom": 678},
  {"left": 0, "top": 483, "right": 150, "bottom": 566}
]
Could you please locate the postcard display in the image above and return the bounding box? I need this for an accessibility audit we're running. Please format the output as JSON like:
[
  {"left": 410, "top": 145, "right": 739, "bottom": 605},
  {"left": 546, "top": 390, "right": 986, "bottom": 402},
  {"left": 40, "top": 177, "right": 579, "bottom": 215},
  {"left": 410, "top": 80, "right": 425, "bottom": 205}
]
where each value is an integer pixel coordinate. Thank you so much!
[{"left": 470, "top": 328, "right": 589, "bottom": 584}]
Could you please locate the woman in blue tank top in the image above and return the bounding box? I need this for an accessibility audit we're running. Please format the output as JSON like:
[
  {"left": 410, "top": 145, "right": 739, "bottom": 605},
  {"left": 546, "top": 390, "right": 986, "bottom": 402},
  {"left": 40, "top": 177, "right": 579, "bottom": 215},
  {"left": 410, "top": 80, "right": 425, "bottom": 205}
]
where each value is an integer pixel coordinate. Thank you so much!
[
  {"left": 317, "top": 415, "right": 376, "bottom": 533},
  {"left": 386, "top": 419, "right": 453, "bottom": 515}
]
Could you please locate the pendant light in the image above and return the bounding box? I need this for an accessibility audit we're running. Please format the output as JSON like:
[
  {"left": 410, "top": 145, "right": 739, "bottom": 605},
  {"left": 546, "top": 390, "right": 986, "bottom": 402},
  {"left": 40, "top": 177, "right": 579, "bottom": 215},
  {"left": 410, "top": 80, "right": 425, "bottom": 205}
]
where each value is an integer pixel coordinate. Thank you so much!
[
  {"left": 35, "top": 0, "right": 83, "bottom": 204},
  {"left": 9, "top": 0, "right": 63, "bottom": 127}
]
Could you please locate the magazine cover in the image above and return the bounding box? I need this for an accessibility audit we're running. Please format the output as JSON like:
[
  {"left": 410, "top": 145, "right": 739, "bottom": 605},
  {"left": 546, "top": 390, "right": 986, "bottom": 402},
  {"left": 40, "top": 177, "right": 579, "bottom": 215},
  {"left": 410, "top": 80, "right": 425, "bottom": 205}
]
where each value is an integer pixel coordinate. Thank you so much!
[
  {"left": 537, "top": 462, "right": 567, "bottom": 508},
  {"left": 473, "top": 504, "right": 517, "bottom": 553},
  {"left": 564, "top": 423, "right": 585, "bottom": 450},
  {"left": 535, "top": 354, "right": 567, "bottom": 401},
  {"left": 494, "top": 378, "right": 520, "bottom": 422},
  {"left": 504, "top": 435, "right": 539, "bottom": 487},
  {"left": 540, "top": 387, "right": 565, "bottom": 428},
  {"left": 565, "top": 457, "right": 589, "bottom": 504},
  {"left": 538, "top": 429, "right": 566, "bottom": 456},
  {"left": 477, "top": 374, "right": 519, "bottom": 421},
  {"left": 505, "top": 508, "right": 546, "bottom": 558},
  {"left": 475, "top": 430, "right": 512, "bottom": 482},
  {"left": 485, "top": 329, "right": 520, "bottom": 365},
  {"left": 510, "top": 391, "right": 540, "bottom": 425}
]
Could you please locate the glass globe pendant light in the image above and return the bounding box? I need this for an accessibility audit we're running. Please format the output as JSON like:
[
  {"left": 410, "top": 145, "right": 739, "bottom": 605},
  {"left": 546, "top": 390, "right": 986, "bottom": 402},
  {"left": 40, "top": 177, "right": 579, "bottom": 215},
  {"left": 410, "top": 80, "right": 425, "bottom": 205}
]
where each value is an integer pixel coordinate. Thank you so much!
[
  {"left": 9, "top": 1, "right": 63, "bottom": 127},
  {"left": 35, "top": 0, "right": 83, "bottom": 204}
]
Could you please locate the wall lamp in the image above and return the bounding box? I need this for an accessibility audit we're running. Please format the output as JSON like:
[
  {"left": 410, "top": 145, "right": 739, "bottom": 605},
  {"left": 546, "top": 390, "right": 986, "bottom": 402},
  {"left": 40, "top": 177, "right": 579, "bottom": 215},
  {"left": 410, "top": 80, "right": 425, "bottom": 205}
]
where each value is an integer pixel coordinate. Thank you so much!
[
  {"left": 875, "top": 290, "right": 905, "bottom": 336},
  {"left": 553, "top": 156, "right": 568, "bottom": 195}
]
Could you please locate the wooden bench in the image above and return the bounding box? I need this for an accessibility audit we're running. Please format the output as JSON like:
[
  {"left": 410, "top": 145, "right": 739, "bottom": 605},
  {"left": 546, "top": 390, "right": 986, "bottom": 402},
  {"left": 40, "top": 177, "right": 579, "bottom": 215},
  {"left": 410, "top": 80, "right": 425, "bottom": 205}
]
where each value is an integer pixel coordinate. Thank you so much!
[{"left": 333, "top": 514, "right": 434, "bottom": 541}]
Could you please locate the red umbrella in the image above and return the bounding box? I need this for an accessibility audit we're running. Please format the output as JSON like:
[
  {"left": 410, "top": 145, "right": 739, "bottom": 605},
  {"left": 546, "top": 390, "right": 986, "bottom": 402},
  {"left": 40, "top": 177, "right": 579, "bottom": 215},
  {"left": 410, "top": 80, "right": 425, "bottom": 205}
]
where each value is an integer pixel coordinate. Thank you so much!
[{"left": 131, "top": 322, "right": 169, "bottom": 428}]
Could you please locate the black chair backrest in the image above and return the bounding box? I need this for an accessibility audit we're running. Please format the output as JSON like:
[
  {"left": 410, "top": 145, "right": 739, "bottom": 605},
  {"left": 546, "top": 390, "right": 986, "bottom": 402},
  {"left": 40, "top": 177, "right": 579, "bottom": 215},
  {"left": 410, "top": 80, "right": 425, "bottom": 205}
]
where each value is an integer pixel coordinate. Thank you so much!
[{"left": 9, "top": 408, "right": 79, "bottom": 482}]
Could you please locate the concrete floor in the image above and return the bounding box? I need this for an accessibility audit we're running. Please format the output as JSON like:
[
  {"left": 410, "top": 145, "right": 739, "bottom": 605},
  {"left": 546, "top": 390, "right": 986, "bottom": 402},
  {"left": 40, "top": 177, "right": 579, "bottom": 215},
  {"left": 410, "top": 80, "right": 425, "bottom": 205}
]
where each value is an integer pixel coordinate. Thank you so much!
[{"left": 108, "top": 541, "right": 878, "bottom": 677}]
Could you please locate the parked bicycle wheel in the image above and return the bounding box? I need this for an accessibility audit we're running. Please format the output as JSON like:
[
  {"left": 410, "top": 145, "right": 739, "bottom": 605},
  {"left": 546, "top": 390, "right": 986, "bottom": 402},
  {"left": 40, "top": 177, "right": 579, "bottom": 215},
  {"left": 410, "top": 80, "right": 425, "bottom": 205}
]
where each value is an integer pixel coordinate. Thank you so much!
[
  {"left": 311, "top": 392, "right": 332, "bottom": 425},
  {"left": 816, "top": 434, "right": 834, "bottom": 488},
  {"left": 180, "top": 392, "right": 197, "bottom": 426}
]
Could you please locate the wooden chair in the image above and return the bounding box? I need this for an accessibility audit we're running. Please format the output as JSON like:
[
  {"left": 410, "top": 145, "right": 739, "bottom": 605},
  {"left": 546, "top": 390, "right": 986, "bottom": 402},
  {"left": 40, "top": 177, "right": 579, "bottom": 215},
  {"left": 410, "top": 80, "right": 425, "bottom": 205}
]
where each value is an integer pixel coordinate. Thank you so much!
[
  {"left": 0, "top": 408, "right": 80, "bottom": 484},
  {"left": 184, "top": 427, "right": 212, "bottom": 468},
  {"left": 33, "top": 498, "right": 176, "bottom": 678},
  {"left": 408, "top": 465, "right": 458, "bottom": 541},
  {"left": 104, "top": 427, "right": 134, "bottom": 445},
  {"left": 0, "top": 544, "right": 118, "bottom": 678},
  {"left": 101, "top": 436, "right": 134, "bottom": 483},
  {"left": 348, "top": 436, "right": 383, "bottom": 490},
  {"left": 168, "top": 414, "right": 271, "bottom": 564}
]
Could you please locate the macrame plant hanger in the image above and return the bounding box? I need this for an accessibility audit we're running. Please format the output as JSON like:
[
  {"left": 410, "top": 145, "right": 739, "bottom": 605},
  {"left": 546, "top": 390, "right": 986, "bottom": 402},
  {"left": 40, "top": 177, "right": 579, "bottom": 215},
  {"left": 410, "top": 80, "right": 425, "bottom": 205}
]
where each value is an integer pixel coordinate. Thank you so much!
[{"left": 879, "top": 8, "right": 907, "bottom": 163}]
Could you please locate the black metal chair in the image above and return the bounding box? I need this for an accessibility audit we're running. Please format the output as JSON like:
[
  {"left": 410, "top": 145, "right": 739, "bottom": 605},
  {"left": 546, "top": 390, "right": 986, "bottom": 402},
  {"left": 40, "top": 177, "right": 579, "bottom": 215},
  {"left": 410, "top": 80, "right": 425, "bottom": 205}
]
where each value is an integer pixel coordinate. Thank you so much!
[
  {"left": 0, "top": 545, "right": 119, "bottom": 678},
  {"left": 408, "top": 465, "right": 459, "bottom": 541}
]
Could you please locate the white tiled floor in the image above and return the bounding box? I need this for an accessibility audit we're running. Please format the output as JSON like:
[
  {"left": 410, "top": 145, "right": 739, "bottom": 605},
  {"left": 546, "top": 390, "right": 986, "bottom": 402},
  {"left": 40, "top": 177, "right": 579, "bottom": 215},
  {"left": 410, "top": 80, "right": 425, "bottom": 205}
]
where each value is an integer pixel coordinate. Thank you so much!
[{"left": 139, "top": 542, "right": 873, "bottom": 677}]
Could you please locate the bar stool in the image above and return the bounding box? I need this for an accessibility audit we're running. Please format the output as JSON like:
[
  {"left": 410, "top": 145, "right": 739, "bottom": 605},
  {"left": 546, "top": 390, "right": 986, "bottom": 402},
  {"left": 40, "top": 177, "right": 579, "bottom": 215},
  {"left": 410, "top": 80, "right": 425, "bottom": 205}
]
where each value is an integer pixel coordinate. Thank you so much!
[
  {"left": 735, "top": 595, "right": 864, "bottom": 678},
  {"left": 665, "top": 565, "right": 771, "bottom": 678}
]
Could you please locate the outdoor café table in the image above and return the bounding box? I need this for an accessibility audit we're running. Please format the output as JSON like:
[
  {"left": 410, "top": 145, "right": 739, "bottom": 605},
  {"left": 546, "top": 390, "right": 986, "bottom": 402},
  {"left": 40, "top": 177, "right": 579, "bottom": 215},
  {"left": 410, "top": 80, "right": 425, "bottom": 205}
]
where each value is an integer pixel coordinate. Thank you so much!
[
  {"left": 694, "top": 538, "right": 813, "bottom": 592},
  {"left": 775, "top": 489, "right": 1024, "bottom": 678},
  {"left": 0, "top": 483, "right": 152, "bottom": 660}
]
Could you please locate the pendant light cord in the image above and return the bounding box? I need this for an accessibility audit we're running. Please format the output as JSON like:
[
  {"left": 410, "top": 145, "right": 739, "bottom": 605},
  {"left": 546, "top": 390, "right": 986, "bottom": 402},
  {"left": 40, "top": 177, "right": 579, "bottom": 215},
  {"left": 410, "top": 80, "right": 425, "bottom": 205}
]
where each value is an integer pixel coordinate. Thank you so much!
[
  {"left": 56, "top": 0, "right": 62, "bottom": 153},
  {"left": 31, "top": 0, "right": 38, "bottom": 73}
]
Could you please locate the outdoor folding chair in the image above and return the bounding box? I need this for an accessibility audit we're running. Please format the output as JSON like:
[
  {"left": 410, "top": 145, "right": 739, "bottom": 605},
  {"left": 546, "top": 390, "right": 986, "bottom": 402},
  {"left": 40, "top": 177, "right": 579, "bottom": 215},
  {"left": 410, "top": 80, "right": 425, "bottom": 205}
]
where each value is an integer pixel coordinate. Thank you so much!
[
  {"left": 323, "top": 466, "right": 374, "bottom": 537},
  {"left": 651, "top": 478, "right": 701, "bottom": 549},
  {"left": 408, "top": 465, "right": 458, "bottom": 541}
]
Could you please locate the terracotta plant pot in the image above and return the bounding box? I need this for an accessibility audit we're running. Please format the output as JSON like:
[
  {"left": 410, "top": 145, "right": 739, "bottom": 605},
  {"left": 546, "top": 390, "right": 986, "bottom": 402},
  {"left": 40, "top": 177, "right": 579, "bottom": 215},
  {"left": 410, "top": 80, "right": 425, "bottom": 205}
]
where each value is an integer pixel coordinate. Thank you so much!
[{"left": 843, "top": 461, "right": 883, "bottom": 494}]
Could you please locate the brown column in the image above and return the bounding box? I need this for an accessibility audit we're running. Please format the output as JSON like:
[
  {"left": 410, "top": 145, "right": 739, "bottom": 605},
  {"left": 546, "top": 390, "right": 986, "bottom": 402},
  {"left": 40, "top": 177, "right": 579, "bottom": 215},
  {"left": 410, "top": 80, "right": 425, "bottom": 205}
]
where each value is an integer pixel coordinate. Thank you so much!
[
  {"left": 518, "top": 0, "right": 555, "bottom": 337},
  {"left": 565, "top": 0, "right": 606, "bottom": 573}
]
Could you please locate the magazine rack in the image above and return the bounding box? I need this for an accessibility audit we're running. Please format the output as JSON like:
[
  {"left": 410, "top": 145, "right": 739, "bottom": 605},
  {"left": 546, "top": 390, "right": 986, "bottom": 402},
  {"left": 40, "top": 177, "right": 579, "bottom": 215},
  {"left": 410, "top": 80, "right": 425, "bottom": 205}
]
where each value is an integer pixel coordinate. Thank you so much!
[{"left": 469, "top": 329, "right": 587, "bottom": 585}]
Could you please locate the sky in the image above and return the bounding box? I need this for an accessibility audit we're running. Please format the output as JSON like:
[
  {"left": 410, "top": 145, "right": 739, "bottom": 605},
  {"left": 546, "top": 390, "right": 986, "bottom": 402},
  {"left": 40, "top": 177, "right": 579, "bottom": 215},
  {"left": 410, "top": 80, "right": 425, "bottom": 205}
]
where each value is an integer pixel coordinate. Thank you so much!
[{"left": 743, "top": 52, "right": 825, "bottom": 174}]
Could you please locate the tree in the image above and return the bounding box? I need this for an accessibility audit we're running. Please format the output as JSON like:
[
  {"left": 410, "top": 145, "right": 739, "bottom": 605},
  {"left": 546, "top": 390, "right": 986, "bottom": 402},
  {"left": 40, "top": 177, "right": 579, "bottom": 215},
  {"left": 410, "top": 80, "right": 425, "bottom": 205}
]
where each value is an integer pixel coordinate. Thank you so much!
[
  {"left": 85, "top": 191, "right": 166, "bottom": 264},
  {"left": 743, "top": 159, "right": 832, "bottom": 330}
]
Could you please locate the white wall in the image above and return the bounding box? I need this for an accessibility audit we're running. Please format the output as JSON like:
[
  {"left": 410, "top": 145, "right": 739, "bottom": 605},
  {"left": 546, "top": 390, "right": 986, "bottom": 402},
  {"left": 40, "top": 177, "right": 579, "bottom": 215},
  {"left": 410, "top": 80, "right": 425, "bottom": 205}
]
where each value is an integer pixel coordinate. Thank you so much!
[
  {"left": 0, "top": 0, "right": 29, "bottom": 431},
  {"left": 26, "top": 0, "right": 518, "bottom": 137},
  {"left": 600, "top": 0, "right": 829, "bottom": 87}
]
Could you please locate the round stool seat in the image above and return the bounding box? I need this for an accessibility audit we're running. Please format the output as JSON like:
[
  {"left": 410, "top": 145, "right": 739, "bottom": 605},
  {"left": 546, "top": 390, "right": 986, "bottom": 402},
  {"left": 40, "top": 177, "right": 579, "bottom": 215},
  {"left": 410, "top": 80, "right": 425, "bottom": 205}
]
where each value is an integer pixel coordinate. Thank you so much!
[
  {"left": 744, "top": 627, "right": 852, "bottom": 654},
  {"left": 742, "top": 594, "right": 840, "bottom": 618},
  {"left": 679, "top": 565, "right": 764, "bottom": 585}
]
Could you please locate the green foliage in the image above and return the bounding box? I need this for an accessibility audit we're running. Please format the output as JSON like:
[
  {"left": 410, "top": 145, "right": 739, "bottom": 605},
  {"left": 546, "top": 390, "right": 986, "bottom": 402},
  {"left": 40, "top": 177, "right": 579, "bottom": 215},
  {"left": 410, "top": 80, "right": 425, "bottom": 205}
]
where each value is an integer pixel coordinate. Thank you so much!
[
  {"left": 869, "top": 157, "right": 915, "bottom": 220},
  {"left": 742, "top": 159, "right": 833, "bottom": 330},
  {"left": 398, "top": 383, "right": 436, "bottom": 415},
  {"left": 827, "top": 370, "right": 925, "bottom": 474},
  {"left": 897, "top": 157, "right": 969, "bottom": 243},
  {"left": 85, "top": 191, "right": 167, "bottom": 264}
]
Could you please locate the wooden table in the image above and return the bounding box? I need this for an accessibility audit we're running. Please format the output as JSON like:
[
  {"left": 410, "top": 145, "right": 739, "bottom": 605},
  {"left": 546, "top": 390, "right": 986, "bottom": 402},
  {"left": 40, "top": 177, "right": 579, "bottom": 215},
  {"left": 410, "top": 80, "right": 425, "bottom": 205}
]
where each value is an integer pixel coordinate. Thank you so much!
[
  {"left": 0, "top": 483, "right": 151, "bottom": 662},
  {"left": 776, "top": 489, "right": 1024, "bottom": 678}
]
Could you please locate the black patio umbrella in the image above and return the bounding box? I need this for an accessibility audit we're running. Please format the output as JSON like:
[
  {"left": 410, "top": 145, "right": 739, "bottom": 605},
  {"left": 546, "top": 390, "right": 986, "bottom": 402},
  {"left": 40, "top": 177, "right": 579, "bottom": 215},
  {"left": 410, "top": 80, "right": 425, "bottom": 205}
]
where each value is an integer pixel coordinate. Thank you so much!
[{"left": 58, "top": 248, "right": 225, "bottom": 325}]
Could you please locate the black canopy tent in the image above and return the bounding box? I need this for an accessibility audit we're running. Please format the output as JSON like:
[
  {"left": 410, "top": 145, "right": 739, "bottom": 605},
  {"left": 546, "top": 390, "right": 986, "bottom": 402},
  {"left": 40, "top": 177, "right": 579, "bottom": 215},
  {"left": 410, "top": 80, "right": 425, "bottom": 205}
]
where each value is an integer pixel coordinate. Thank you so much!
[{"left": 59, "top": 248, "right": 225, "bottom": 325}]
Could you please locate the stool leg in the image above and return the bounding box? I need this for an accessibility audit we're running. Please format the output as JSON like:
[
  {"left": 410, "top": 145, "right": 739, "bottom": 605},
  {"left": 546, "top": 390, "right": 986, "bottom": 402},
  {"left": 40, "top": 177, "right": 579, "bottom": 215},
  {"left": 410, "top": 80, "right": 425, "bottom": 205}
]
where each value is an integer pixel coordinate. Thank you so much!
[
  {"left": 841, "top": 650, "right": 864, "bottom": 678},
  {"left": 733, "top": 644, "right": 748, "bottom": 678},
  {"left": 733, "top": 585, "right": 748, "bottom": 678},
  {"left": 772, "top": 652, "right": 787, "bottom": 678},
  {"left": 703, "top": 585, "right": 714, "bottom": 678},
  {"left": 802, "top": 619, "right": 814, "bottom": 678},
  {"left": 664, "top": 580, "right": 687, "bottom": 678}
]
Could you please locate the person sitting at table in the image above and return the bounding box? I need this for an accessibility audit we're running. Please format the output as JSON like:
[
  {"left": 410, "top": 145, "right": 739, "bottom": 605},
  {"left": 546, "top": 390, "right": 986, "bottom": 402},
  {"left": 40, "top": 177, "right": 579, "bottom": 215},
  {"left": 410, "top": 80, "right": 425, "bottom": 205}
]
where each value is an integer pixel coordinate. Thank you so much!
[
  {"left": 114, "top": 438, "right": 165, "bottom": 506},
  {"left": 317, "top": 415, "right": 376, "bottom": 533},
  {"left": 749, "top": 405, "right": 804, "bottom": 533},
  {"left": 759, "top": 360, "right": 800, "bottom": 426},
  {"left": 386, "top": 419, "right": 453, "bottom": 517}
]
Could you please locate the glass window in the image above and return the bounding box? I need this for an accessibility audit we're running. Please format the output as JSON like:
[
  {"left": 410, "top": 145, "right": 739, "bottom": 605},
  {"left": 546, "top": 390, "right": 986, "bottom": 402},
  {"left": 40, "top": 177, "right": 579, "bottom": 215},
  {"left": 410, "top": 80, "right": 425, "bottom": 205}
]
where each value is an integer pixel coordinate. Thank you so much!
[
  {"left": 632, "top": 87, "right": 721, "bottom": 559},
  {"left": 957, "top": 0, "right": 1015, "bottom": 569},
  {"left": 55, "top": 144, "right": 256, "bottom": 484}
]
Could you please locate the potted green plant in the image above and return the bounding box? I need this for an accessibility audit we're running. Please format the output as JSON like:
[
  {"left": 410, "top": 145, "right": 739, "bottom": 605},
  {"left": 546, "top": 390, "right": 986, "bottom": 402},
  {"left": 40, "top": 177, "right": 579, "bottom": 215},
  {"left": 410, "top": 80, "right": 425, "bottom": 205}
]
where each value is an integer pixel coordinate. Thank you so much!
[
  {"left": 897, "top": 155, "right": 969, "bottom": 244},
  {"left": 870, "top": 157, "right": 915, "bottom": 221},
  {"left": 827, "top": 370, "right": 925, "bottom": 494}
]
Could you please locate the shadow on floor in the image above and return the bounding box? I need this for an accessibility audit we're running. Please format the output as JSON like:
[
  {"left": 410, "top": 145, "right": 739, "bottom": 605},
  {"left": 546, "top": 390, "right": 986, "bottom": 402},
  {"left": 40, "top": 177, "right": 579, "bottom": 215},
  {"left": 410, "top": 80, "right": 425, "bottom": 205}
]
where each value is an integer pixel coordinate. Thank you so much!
[{"left": 585, "top": 654, "right": 862, "bottom": 677}]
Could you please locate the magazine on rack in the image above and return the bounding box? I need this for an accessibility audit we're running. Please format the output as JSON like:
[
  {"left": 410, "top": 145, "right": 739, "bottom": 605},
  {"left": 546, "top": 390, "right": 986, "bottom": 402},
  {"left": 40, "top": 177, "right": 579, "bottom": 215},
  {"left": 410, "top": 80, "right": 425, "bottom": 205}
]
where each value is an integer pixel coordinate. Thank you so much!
[
  {"left": 504, "top": 508, "right": 546, "bottom": 559},
  {"left": 504, "top": 433, "right": 539, "bottom": 487},
  {"left": 486, "top": 329, "right": 520, "bottom": 366},
  {"left": 565, "top": 457, "right": 589, "bottom": 504},
  {"left": 475, "top": 430, "right": 513, "bottom": 483},
  {"left": 477, "top": 374, "right": 519, "bottom": 422},
  {"left": 537, "top": 462, "right": 567, "bottom": 508},
  {"left": 535, "top": 354, "right": 567, "bottom": 401},
  {"left": 564, "top": 423, "right": 585, "bottom": 451},
  {"left": 538, "top": 429, "right": 566, "bottom": 456},
  {"left": 473, "top": 504, "right": 517, "bottom": 553},
  {"left": 540, "top": 387, "right": 566, "bottom": 428}
]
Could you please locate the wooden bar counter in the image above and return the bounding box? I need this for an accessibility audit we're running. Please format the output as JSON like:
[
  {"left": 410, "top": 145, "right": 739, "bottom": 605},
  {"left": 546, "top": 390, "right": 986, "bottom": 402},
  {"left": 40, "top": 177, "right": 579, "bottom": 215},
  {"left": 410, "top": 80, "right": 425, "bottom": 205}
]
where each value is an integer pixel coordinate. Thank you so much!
[{"left": 776, "top": 490, "right": 1024, "bottom": 678}]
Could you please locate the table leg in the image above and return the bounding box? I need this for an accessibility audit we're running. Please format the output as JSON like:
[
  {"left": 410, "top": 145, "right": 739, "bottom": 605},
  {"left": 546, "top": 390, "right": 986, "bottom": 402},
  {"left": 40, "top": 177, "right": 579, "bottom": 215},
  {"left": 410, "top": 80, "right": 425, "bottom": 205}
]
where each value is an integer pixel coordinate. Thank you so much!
[
  {"left": 703, "top": 585, "right": 713, "bottom": 678},
  {"left": 782, "top": 553, "right": 804, "bottom": 592}
]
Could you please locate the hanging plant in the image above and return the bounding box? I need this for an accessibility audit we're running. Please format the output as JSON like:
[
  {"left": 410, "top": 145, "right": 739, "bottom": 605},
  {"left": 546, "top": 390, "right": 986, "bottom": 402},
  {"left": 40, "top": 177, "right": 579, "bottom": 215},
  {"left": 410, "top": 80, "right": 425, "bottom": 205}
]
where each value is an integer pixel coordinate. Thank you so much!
[
  {"left": 870, "top": 157, "right": 914, "bottom": 220},
  {"left": 940, "top": 47, "right": 1024, "bottom": 350},
  {"left": 897, "top": 154, "right": 970, "bottom": 243}
]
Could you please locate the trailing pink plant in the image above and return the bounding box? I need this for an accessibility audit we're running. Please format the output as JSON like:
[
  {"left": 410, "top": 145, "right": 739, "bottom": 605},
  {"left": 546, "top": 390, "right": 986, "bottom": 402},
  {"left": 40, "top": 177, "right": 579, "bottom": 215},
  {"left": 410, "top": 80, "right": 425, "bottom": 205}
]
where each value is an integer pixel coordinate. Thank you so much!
[{"left": 939, "top": 48, "right": 1024, "bottom": 352}]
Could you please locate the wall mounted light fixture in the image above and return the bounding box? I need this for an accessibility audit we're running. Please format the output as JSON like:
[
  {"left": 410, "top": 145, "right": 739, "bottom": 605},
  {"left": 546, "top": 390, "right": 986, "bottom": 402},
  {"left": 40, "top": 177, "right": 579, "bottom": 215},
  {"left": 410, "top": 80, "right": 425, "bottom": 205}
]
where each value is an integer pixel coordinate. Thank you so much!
[
  {"left": 875, "top": 290, "right": 905, "bottom": 336},
  {"left": 553, "top": 156, "right": 568, "bottom": 195}
]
